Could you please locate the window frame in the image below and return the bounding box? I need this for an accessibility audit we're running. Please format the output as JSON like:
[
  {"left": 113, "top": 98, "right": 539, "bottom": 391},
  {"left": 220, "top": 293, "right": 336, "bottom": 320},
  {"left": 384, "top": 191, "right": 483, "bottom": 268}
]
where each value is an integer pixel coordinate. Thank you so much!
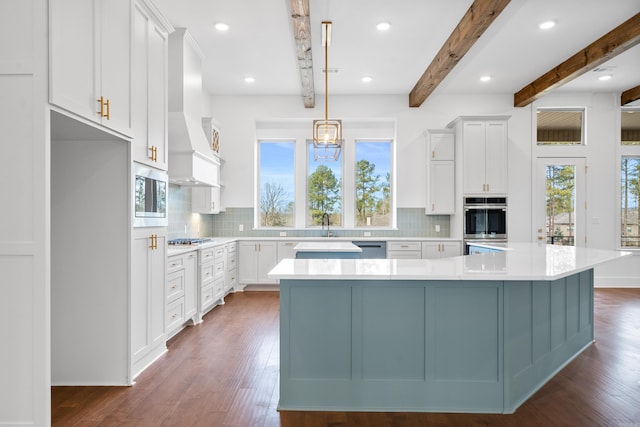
[
  {"left": 256, "top": 139, "right": 296, "bottom": 229},
  {"left": 619, "top": 107, "right": 640, "bottom": 249},
  {"left": 536, "top": 107, "right": 586, "bottom": 146},
  {"left": 353, "top": 139, "right": 394, "bottom": 228}
]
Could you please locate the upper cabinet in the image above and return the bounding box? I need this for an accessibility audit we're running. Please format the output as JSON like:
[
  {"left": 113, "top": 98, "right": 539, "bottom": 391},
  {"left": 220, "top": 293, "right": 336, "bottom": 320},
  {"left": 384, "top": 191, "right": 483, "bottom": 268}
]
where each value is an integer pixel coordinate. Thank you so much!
[
  {"left": 132, "top": 0, "right": 173, "bottom": 170},
  {"left": 426, "top": 130, "right": 455, "bottom": 215},
  {"left": 50, "top": 0, "right": 133, "bottom": 137},
  {"left": 449, "top": 116, "right": 509, "bottom": 195}
]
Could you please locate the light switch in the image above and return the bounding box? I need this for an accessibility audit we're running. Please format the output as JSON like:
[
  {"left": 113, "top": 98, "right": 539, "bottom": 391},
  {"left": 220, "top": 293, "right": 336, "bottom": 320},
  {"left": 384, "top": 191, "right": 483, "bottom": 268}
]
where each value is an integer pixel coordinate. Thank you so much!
[
  {"left": 435, "top": 224, "right": 440, "bottom": 232},
  {"left": 239, "top": 224, "right": 244, "bottom": 232}
]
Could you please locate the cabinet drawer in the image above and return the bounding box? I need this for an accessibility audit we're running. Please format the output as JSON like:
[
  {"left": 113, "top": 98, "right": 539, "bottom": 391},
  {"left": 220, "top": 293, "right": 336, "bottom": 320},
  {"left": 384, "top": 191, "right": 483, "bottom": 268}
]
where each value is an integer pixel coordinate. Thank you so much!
[
  {"left": 227, "top": 242, "right": 237, "bottom": 253},
  {"left": 213, "top": 277, "right": 225, "bottom": 300},
  {"left": 167, "top": 270, "right": 185, "bottom": 302},
  {"left": 166, "top": 298, "right": 184, "bottom": 333},
  {"left": 387, "top": 241, "right": 422, "bottom": 251},
  {"left": 227, "top": 253, "right": 237, "bottom": 271},
  {"left": 214, "top": 259, "right": 225, "bottom": 280},
  {"left": 201, "top": 263, "right": 215, "bottom": 286},
  {"left": 167, "top": 255, "right": 184, "bottom": 274},
  {"left": 201, "top": 285, "right": 215, "bottom": 310},
  {"left": 200, "top": 248, "right": 215, "bottom": 263},
  {"left": 214, "top": 246, "right": 225, "bottom": 259},
  {"left": 387, "top": 250, "right": 422, "bottom": 259}
]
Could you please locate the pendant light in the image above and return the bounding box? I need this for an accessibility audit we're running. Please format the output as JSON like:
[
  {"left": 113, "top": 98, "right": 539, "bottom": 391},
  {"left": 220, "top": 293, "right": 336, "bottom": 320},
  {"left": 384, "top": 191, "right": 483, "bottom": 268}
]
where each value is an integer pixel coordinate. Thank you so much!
[{"left": 313, "top": 21, "right": 342, "bottom": 161}]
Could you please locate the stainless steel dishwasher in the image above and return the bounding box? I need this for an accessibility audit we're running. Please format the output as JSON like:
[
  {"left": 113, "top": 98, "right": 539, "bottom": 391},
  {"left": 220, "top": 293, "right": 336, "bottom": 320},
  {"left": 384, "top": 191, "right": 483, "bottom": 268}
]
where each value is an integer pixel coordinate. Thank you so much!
[{"left": 351, "top": 241, "right": 387, "bottom": 258}]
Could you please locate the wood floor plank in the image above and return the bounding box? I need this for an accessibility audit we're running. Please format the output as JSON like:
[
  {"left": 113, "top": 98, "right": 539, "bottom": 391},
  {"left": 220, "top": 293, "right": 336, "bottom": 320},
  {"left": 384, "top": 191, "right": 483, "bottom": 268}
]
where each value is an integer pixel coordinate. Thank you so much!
[{"left": 52, "top": 289, "right": 640, "bottom": 426}]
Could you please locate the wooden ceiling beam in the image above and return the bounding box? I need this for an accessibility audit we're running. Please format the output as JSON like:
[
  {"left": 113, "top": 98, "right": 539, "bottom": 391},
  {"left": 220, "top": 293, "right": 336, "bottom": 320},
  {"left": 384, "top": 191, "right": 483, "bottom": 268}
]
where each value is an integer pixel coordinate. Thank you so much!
[
  {"left": 621, "top": 84, "right": 640, "bottom": 106},
  {"left": 289, "top": 0, "right": 315, "bottom": 108},
  {"left": 409, "top": 0, "right": 511, "bottom": 108},
  {"left": 514, "top": 13, "right": 640, "bottom": 108}
]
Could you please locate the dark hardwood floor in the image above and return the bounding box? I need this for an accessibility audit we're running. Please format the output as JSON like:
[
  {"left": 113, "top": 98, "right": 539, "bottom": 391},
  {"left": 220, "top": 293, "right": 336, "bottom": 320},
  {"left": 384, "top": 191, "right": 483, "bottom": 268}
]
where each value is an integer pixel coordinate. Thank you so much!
[{"left": 52, "top": 289, "right": 640, "bottom": 426}]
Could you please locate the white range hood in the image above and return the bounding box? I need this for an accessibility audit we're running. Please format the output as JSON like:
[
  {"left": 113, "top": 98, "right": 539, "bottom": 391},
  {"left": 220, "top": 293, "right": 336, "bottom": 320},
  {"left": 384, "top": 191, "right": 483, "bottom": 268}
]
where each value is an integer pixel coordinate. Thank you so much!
[{"left": 167, "top": 28, "right": 219, "bottom": 187}]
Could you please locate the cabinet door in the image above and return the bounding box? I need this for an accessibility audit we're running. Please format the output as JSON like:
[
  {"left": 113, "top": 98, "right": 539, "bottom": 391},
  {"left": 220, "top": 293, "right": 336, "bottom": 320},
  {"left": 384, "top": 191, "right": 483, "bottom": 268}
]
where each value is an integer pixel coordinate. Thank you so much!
[
  {"left": 131, "top": 229, "right": 166, "bottom": 364},
  {"left": 421, "top": 242, "right": 442, "bottom": 259},
  {"left": 183, "top": 251, "right": 197, "bottom": 320},
  {"left": 132, "top": 3, "right": 168, "bottom": 169},
  {"left": 147, "top": 22, "right": 168, "bottom": 169},
  {"left": 484, "top": 121, "right": 508, "bottom": 194},
  {"left": 99, "top": 0, "right": 132, "bottom": 136},
  {"left": 192, "top": 186, "right": 221, "bottom": 214},
  {"left": 238, "top": 242, "right": 258, "bottom": 284},
  {"left": 429, "top": 132, "right": 454, "bottom": 161},
  {"left": 428, "top": 162, "right": 455, "bottom": 214},
  {"left": 277, "top": 241, "right": 298, "bottom": 262},
  {"left": 257, "top": 242, "right": 278, "bottom": 284},
  {"left": 440, "top": 242, "right": 461, "bottom": 258},
  {"left": 49, "top": 0, "right": 96, "bottom": 121},
  {"left": 462, "top": 121, "right": 486, "bottom": 194}
]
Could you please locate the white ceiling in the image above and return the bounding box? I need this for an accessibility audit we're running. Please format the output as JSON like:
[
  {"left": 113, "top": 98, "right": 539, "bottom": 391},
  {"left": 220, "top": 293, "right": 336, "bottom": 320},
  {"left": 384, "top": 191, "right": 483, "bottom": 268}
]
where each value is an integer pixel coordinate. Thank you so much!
[{"left": 152, "top": 0, "right": 640, "bottom": 104}]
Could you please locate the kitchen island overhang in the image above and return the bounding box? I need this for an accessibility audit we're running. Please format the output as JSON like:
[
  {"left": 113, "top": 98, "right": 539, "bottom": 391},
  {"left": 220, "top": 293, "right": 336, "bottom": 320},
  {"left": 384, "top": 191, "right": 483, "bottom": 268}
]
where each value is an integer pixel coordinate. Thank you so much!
[{"left": 269, "top": 244, "right": 630, "bottom": 414}]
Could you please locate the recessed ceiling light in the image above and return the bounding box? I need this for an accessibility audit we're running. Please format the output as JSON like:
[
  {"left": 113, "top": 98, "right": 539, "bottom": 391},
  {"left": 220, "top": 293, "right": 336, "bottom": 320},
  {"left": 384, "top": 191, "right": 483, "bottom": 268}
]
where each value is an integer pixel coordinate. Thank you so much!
[
  {"left": 598, "top": 75, "right": 612, "bottom": 81},
  {"left": 376, "top": 22, "right": 391, "bottom": 31},
  {"left": 538, "top": 20, "right": 556, "bottom": 30},
  {"left": 215, "top": 22, "right": 229, "bottom": 32},
  {"left": 480, "top": 75, "right": 492, "bottom": 82},
  {"left": 361, "top": 76, "right": 373, "bottom": 83},
  {"left": 244, "top": 76, "right": 255, "bottom": 83}
]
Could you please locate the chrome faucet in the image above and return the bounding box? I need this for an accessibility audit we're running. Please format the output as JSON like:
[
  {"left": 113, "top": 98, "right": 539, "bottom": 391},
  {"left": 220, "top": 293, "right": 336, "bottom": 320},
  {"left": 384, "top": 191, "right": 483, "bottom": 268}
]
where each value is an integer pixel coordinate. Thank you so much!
[{"left": 321, "top": 212, "right": 333, "bottom": 237}]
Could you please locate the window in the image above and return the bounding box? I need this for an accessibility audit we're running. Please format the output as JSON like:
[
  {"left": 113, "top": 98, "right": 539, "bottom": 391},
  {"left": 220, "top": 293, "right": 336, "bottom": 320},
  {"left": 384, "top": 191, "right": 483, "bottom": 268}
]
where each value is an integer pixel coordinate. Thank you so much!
[
  {"left": 621, "top": 156, "right": 640, "bottom": 248},
  {"left": 621, "top": 109, "right": 640, "bottom": 146},
  {"left": 355, "top": 141, "right": 391, "bottom": 227},
  {"left": 537, "top": 109, "right": 584, "bottom": 145},
  {"left": 258, "top": 141, "right": 295, "bottom": 227},
  {"left": 307, "top": 141, "right": 342, "bottom": 226}
]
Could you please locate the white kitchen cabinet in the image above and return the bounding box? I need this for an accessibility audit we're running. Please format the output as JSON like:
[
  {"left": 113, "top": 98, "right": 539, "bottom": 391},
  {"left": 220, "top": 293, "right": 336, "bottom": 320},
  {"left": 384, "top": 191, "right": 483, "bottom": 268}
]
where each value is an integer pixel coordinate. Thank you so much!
[
  {"left": 132, "top": 0, "right": 172, "bottom": 169},
  {"left": 50, "top": 0, "right": 132, "bottom": 136},
  {"left": 239, "top": 241, "right": 278, "bottom": 285},
  {"left": 426, "top": 130, "right": 455, "bottom": 214},
  {"left": 449, "top": 117, "right": 509, "bottom": 195},
  {"left": 192, "top": 183, "right": 222, "bottom": 214},
  {"left": 166, "top": 250, "right": 197, "bottom": 338},
  {"left": 387, "top": 241, "right": 422, "bottom": 259},
  {"left": 199, "top": 246, "right": 216, "bottom": 315},
  {"left": 421, "top": 241, "right": 461, "bottom": 259},
  {"left": 226, "top": 242, "right": 238, "bottom": 293},
  {"left": 131, "top": 227, "right": 167, "bottom": 378},
  {"left": 277, "top": 241, "right": 299, "bottom": 262}
]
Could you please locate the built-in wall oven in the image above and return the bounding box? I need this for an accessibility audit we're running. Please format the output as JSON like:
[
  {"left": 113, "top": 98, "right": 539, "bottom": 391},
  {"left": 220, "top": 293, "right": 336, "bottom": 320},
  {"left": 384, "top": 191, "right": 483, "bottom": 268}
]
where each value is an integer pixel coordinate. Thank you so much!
[{"left": 463, "top": 197, "right": 507, "bottom": 254}]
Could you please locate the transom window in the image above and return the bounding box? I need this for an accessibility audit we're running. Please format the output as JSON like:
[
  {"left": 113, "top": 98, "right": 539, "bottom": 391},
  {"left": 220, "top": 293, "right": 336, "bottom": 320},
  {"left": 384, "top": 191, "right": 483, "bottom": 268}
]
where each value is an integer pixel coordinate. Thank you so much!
[{"left": 537, "top": 108, "right": 584, "bottom": 145}]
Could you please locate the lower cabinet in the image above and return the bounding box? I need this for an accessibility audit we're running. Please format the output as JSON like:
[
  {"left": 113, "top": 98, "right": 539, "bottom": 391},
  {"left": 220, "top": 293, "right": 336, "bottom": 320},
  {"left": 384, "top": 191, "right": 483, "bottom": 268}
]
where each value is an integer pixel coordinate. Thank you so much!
[
  {"left": 226, "top": 242, "right": 238, "bottom": 293},
  {"left": 131, "top": 227, "right": 167, "bottom": 378},
  {"left": 239, "top": 241, "right": 278, "bottom": 285},
  {"left": 422, "top": 241, "right": 461, "bottom": 259},
  {"left": 166, "top": 250, "right": 197, "bottom": 338},
  {"left": 199, "top": 246, "right": 217, "bottom": 315},
  {"left": 387, "top": 241, "right": 422, "bottom": 259}
]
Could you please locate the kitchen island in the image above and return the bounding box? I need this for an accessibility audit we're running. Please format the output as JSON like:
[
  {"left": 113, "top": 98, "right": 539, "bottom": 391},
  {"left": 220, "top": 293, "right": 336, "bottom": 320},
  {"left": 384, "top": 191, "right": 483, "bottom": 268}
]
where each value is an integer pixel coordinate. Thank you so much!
[{"left": 269, "top": 243, "right": 630, "bottom": 414}]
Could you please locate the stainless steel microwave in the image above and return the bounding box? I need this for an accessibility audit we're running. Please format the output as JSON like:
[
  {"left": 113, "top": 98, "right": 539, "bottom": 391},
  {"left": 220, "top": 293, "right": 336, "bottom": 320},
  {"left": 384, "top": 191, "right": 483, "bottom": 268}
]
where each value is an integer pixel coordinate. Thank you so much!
[{"left": 133, "top": 162, "right": 168, "bottom": 227}]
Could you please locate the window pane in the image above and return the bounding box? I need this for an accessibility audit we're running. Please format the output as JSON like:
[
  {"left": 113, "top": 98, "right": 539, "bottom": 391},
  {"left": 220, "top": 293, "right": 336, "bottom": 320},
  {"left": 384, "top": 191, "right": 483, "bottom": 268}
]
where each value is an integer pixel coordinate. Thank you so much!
[
  {"left": 546, "top": 165, "right": 576, "bottom": 246},
  {"left": 259, "top": 141, "right": 295, "bottom": 227},
  {"left": 622, "top": 110, "right": 640, "bottom": 146},
  {"left": 307, "top": 142, "right": 342, "bottom": 226},
  {"left": 537, "top": 109, "right": 583, "bottom": 145},
  {"left": 355, "top": 141, "right": 392, "bottom": 227},
  {"left": 621, "top": 157, "right": 640, "bottom": 248}
]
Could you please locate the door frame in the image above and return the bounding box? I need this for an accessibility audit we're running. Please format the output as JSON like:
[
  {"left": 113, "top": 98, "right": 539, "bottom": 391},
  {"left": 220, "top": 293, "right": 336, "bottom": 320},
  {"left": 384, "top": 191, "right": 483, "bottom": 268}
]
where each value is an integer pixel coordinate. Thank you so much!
[{"left": 534, "top": 157, "right": 587, "bottom": 246}]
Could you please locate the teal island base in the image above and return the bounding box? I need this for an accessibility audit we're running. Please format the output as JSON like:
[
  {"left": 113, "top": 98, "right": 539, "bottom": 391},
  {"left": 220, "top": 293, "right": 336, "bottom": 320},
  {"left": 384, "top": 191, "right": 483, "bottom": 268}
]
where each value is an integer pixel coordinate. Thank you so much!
[{"left": 278, "top": 270, "right": 594, "bottom": 413}]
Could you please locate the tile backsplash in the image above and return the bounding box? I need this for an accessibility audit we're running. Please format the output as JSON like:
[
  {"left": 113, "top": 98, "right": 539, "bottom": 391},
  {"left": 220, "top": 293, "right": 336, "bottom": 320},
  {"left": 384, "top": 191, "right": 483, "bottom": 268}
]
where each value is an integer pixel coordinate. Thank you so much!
[{"left": 168, "top": 184, "right": 450, "bottom": 239}]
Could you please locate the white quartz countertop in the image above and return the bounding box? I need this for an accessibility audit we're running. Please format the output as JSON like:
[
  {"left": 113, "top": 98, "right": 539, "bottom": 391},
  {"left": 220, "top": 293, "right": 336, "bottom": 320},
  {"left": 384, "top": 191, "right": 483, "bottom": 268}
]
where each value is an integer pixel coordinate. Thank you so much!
[
  {"left": 293, "top": 241, "right": 362, "bottom": 253},
  {"left": 269, "top": 243, "right": 631, "bottom": 281}
]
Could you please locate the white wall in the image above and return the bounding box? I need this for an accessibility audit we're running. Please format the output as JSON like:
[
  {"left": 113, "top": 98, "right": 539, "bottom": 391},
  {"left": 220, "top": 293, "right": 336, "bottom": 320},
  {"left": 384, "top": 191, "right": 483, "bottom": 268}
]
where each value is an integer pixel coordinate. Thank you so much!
[{"left": 209, "top": 92, "right": 639, "bottom": 286}]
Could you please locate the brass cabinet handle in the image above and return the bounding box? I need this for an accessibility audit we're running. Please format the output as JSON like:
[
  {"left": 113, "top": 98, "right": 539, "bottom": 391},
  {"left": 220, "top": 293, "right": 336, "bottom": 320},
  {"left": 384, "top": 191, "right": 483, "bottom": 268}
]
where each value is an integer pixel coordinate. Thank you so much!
[
  {"left": 432, "top": 150, "right": 435, "bottom": 159},
  {"left": 149, "top": 234, "right": 158, "bottom": 250},
  {"left": 150, "top": 146, "right": 157, "bottom": 162},
  {"left": 97, "top": 96, "right": 110, "bottom": 119},
  {"left": 104, "top": 98, "right": 110, "bottom": 120},
  {"left": 97, "top": 96, "right": 105, "bottom": 117}
]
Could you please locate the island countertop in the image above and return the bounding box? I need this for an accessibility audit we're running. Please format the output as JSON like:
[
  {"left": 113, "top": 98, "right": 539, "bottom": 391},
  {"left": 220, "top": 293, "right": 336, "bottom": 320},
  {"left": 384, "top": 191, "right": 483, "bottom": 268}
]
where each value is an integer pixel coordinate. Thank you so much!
[{"left": 269, "top": 242, "right": 631, "bottom": 281}]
